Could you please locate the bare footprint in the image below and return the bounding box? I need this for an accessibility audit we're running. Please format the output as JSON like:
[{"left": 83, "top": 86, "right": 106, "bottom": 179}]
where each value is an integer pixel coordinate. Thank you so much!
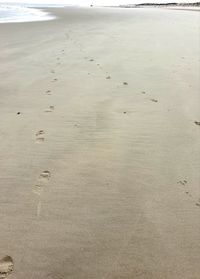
[
  {"left": 0, "top": 256, "right": 14, "bottom": 279},
  {"left": 106, "top": 76, "right": 111, "bottom": 79},
  {"left": 123, "top": 82, "right": 128, "bottom": 85},
  {"left": 39, "top": 170, "right": 51, "bottom": 182},
  {"left": 194, "top": 121, "right": 200, "bottom": 126}
]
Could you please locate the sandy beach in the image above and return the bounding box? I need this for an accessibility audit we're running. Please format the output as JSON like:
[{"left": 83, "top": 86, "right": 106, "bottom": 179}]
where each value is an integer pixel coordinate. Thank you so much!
[{"left": 0, "top": 7, "right": 200, "bottom": 279}]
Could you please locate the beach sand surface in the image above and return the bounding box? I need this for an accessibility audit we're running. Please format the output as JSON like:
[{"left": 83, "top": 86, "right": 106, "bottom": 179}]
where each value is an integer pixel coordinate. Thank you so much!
[{"left": 0, "top": 7, "right": 200, "bottom": 279}]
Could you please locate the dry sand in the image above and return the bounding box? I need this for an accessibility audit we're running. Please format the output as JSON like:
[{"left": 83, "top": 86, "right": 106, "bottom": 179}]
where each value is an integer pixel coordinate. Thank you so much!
[{"left": 0, "top": 7, "right": 200, "bottom": 279}]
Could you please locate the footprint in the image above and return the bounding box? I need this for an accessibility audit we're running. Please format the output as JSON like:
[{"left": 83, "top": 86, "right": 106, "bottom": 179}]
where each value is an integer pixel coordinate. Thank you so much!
[
  {"left": 185, "top": 190, "right": 192, "bottom": 197},
  {"left": 141, "top": 91, "right": 146, "bottom": 94},
  {"left": 177, "top": 180, "right": 187, "bottom": 186},
  {"left": 89, "top": 59, "right": 94, "bottom": 62},
  {"left": 36, "top": 137, "right": 45, "bottom": 143},
  {"left": 45, "top": 106, "right": 55, "bottom": 113},
  {"left": 0, "top": 256, "right": 14, "bottom": 279},
  {"left": 196, "top": 199, "right": 200, "bottom": 207},
  {"left": 39, "top": 170, "right": 51, "bottom": 182},
  {"left": 45, "top": 90, "right": 51, "bottom": 95},
  {"left": 106, "top": 76, "right": 111, "bottom": 80},
  {"left": 150, "top": 99, "right": 158, "bottom": 103},
  {"left": 36, "top": 130, "right": 45, "bottom": 143},
  {"left": 123, "top": 82, "right": 128, "bottom": 85},
  {"left": 36, "top": 130, "right": 45, "bottom": 137},
  {"left": 52, "top": 78, "right": 58, "bottom": 82},
  {"left": 50, "top": 70, "right": 55, "bottom": 74},
  {"left": 33, "top": 171, "right": 51, "bottom": 217},
  {"left": 194, "top": 121, "right": 200, "bottom": 126},
  {"left": 33, "top": 184, "right": 44, "bottom": 196}
]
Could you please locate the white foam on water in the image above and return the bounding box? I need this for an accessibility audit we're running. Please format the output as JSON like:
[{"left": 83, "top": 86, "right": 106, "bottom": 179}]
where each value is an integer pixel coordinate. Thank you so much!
[{"left": 0, "top": 4, "right": 55, "bottom": 23}]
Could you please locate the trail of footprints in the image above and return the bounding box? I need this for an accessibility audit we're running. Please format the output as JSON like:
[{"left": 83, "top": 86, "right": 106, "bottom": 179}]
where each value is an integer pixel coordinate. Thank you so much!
[
  {"left": 177, "top": 180, "right": 200, "bottom": 208},
  {"left": 84, "top": 55, "right": 161, "bottom": 107},
  {"left": 10, "top": 30, "right": 199, "bottom": 279},
  {"left": 36, "top": 35, "right": 200, "bottom": 220},
  {"left": 80, "top": 48, "right": 200, "bottom": 209},
  {"left": 65, "top": 31, "right": 162, "bottom": 108},
  {"left": 33, "top": 43, "right": 64, "bottom": 218},
  {"left": 13, "top": 35, "right": 200, "bottom": 276}
]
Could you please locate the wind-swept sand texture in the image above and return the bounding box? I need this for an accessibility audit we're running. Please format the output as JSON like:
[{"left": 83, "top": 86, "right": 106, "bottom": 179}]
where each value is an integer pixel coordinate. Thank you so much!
[{"left": 0, "top": 7, "right": 200, "bottom": 279}]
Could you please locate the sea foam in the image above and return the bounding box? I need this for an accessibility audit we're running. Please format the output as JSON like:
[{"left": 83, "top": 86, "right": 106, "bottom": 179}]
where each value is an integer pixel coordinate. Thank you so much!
[{"left": 0, "top": 4, "right": 55, "bottom": 23}]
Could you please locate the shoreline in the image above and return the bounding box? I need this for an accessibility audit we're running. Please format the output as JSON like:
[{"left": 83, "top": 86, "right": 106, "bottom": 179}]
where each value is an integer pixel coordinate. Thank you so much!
[
  {"left": 0, "top": 4, "right": 199, "bottom": 24},
  {"left": 0, "top": 4, "right": 55, "bottom": 24}
]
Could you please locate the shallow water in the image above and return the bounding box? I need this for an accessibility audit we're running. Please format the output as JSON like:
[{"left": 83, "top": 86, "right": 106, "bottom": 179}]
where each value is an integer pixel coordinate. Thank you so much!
[{"left": 0, "top": 4, "right": 55, "bottom": 23}]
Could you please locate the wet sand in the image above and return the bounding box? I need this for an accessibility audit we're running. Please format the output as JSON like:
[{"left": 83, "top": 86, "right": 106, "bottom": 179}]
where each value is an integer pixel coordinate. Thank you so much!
[{"left": 0, "top": 7, "right": 200, "bottom": 279}]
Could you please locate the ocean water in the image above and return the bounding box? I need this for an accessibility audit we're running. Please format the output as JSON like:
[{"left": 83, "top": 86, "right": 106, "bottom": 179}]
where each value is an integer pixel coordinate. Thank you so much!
[{"left": 0, "top": 4, "right": 56, "bottom": 23}]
